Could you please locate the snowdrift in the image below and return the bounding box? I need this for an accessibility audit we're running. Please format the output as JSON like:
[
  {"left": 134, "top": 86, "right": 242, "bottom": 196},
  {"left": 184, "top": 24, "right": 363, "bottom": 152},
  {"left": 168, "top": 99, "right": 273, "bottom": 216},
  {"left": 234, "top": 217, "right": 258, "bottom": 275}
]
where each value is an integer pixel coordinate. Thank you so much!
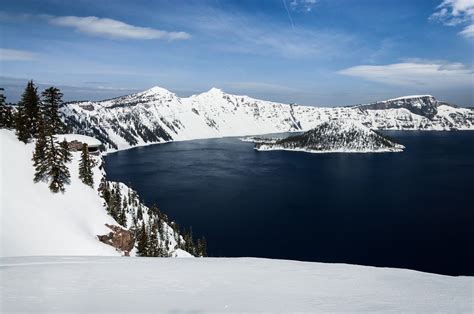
[{"left": 1, "top": 256, "right": 472, "bottom": 312}]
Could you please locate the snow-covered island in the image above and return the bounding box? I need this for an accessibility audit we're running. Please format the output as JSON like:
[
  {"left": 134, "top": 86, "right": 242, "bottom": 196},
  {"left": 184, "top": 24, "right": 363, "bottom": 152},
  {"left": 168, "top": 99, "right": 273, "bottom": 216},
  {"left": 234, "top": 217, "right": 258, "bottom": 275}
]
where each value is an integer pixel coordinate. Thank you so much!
[{"left": 254, "top": 119, "right": 405, "bottom": 153}]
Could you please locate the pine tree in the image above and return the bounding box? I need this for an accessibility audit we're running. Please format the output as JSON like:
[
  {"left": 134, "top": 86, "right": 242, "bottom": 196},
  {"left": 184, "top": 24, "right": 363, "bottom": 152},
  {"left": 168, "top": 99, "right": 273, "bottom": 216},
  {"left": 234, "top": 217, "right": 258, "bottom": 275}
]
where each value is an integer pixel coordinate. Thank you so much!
[
  {"left": 46, "top": 136, "right": 71, "bottom": 193},
  {"left": 0, "top": 88, "right": 14, "bottom": 128},
  {"left": 99, "top": 178, "right": 111, "bottom": 208},
  {"left": 15, "top": 107, "right": 29, "bottom": 143},
  {"left": 148, "top": 217, "right": 159, "bottom": 257},
  {"left": 78, "top": 143, "right": 94, "bottom": 187},
  {"left": 32, "top": 118, "right": 48, "bottom": 182},
  {"left": 136, "top": 223, "right": 149, "bottom": 257},
  {"left": 18, "top": 81, "right": 41, "bottom": 139},
  {"left": 59, "top": 139, "right": 72, "bottom": 163},
  {"left": 197, "top": 237, "right": 207, "bottom": 257},
  {"left": 137, "top": 203, "right": 143, "bottom": 221},
  {"left": 41, "top": 87, "right": 65, "bottom": 134},
  {"left": 118, "top": 208, "right": 127, "bottom": 227}
]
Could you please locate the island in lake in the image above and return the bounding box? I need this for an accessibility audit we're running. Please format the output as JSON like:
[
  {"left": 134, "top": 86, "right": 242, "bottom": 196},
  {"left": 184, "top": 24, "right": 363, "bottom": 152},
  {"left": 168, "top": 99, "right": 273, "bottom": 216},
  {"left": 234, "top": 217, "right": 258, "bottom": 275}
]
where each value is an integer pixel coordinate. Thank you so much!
[{"left": 251, "top": 120, "right": 405, "bottom": 153}]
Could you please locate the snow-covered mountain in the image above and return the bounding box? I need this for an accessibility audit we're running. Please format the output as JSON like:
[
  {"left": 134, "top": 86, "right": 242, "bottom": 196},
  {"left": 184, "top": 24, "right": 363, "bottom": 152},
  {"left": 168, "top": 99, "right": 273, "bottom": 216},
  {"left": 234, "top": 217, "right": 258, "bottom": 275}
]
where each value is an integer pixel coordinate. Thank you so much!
[
  {"left": 0, "top": 130, "right": 191, "bottom": 257},
  {"left": 62, "top": 87, "right": 474, "bottom": 152},
  {"left": 254, "top": 120, "right": 405, "bottom": 153}
]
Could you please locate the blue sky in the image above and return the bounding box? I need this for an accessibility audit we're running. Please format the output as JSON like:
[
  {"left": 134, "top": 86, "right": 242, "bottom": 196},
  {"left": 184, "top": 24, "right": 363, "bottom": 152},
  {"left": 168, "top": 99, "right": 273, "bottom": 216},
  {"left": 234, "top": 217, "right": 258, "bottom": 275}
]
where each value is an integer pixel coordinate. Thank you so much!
[{"left": 0, "top": 0, "right": 473, "bottom": 106}]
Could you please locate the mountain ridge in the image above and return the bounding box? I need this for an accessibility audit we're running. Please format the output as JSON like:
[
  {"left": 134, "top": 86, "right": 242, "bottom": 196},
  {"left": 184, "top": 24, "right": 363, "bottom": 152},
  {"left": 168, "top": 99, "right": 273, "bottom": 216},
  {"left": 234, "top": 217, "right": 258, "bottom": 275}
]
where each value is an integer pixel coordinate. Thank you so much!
[{"left": 61, "top": 86, "right": 474, "bottom": 152}]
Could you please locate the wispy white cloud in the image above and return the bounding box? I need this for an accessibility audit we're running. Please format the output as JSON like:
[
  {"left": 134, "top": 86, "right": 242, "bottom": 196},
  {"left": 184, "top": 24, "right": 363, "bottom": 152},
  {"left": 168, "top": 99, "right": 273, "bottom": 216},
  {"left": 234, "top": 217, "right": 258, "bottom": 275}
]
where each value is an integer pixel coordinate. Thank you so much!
[
  {"left": 290, "top": 0, "right": 318, "bottom": 12},
  {"left": 182, "top": 8, "right": 356, "bottom": 58},
  {"left": 0, "top": 48, "right": 38, "bottom": 61},
  {"left": 48, "top": 16, "right": 191, "bottom": 40},
  {"left": 338, "top": 62, "right": 473, "bottom": 87},
  {"left": 431, "top": 0, "right": 474, "bottom": 38},
  {"left": 459, "top": 23, "right": 474, "bottom": 36}
]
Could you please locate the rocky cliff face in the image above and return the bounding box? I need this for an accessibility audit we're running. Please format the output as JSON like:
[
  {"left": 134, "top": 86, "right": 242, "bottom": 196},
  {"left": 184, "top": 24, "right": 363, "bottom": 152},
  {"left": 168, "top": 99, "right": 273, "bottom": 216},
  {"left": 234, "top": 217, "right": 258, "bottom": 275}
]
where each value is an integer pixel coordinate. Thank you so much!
[
  {"left": 61, "top": 87, "right": 474, "bottom": 152},
  {"left": 356, "top": 95, "right": 440, "bottom": 119}
]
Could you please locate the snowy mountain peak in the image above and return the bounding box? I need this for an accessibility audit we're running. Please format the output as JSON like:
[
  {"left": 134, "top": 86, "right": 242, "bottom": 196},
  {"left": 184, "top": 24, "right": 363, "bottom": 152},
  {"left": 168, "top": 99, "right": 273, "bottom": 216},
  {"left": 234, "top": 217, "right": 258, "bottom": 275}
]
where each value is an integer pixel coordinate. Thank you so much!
[
  {"left": 139, "top": 85, "right": 175, "bottom": 97},
  {"left": 207, "top": 87, "right": 224, "bottom": 94}
]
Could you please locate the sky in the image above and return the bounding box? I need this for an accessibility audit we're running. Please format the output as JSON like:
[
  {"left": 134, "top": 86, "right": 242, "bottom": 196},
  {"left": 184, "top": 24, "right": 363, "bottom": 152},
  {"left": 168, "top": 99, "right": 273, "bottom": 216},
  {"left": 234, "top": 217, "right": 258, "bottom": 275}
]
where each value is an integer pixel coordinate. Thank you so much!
[{"left": 0, "top": 0, "right": 473, "bottom": 106}]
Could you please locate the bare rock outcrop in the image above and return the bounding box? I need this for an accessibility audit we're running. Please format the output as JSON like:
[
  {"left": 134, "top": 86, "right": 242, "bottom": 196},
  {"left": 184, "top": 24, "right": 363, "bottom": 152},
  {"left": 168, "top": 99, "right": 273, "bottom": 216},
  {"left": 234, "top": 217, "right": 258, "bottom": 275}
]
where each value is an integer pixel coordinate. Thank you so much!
[{"left": 97, "top": 224, "right": 135, "bottom": 256}]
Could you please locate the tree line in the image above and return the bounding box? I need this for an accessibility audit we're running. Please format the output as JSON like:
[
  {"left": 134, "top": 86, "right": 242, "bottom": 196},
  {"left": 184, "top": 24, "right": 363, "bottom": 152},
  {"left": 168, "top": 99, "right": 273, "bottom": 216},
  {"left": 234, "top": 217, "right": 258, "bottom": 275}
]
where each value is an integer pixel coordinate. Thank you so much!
[{"left": 0, "top": 81, "right": 95, "bottom": 192}]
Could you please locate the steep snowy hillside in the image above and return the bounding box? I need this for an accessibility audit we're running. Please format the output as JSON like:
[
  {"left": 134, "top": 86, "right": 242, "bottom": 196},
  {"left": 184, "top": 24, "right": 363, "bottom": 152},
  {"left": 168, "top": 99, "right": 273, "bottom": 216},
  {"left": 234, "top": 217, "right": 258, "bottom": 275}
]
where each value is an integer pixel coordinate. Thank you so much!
[
  {"left": 62, "top": 87, "right": 474, "bottom": 152},
  {"left": 0, "top": 130, "right": 191, "bottom": 257},
  {"left": 255, "top": 120, "right": 404, "bottom": 153},
  {"left": 1, "top": 256, "right": 472, "bottom": 312}
]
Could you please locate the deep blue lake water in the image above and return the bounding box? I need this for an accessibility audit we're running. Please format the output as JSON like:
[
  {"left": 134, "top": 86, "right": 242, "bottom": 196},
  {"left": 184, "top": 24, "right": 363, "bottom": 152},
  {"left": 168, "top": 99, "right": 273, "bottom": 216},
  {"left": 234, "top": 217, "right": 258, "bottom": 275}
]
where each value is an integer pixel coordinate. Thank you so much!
[{"left": 105, "top": 131, "right": 474, "bottom": 276}]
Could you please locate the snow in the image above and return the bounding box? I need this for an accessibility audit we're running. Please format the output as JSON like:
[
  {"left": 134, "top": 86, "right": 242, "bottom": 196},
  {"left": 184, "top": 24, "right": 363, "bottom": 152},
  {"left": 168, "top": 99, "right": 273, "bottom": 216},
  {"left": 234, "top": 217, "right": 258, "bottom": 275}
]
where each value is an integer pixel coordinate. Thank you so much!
[
  {"left": 62, "top": 86, "right": 474, "bottom": 152},
  {"left": 0, "top": 130, "right": 118, "bottom": 257},
  {"left": 255, "top": 146, "right": 404, "bottom": 153},
  {"left": 54, "top": 133, "right": 102, "bottom": 147},
  {"left": 254, "top": 120, "right": 405, "bottom": 153},
  {"left": 1, "top": 256, "right": 472, "bottom": 312},
  {"left": 0, "top": 130, "right": 192, "bottom": 257},
  {"left": 384, "top": 95, "right": 434, "bottom": 102}
]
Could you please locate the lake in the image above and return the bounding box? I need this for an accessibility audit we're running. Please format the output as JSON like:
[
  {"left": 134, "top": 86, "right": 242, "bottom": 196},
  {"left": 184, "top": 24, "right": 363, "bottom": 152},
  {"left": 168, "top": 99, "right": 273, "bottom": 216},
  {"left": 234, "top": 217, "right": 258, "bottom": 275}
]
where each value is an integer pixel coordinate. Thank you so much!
[{"left": 104, "top": 131, "right": 474, "bottom": 276}]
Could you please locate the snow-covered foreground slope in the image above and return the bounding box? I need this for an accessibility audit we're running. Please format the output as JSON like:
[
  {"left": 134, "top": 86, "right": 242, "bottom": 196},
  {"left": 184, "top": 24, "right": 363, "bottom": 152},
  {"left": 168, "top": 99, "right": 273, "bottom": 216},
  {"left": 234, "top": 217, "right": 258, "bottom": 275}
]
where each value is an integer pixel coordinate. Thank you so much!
[
  {"left": 0, "top": 130, "right": 191, "bottom": 257},
  {"left": 0, "top": 130, "right": 118, "bottom": 256},
  {"left": 62, "top": 87, "right": 474, "bottom": 152},
  {"left": 1, "top": 256, "right": 472, "bottom": 312}
]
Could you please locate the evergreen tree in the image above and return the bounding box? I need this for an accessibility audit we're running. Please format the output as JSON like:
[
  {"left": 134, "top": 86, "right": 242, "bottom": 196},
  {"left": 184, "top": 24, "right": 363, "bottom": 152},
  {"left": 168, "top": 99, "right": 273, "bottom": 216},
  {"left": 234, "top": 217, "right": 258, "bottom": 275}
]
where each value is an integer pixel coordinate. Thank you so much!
[
  {"left": 15, "top": 107, "right": 29, "bottom": 143},
  {"left": 18, "top": 81, "right": 41, "bottom": 139},
  {"left": 197, "top": 237, "right": 207, "bottom": 257},
  {"left": 137, "top": 203, "right": 143, "bottom": 221},
  {"left": 99, "top": 178, "right": 111, "bottom": 208},
  {"left": 78, "top": 143, "right": 94, "bottom": 187},
  {"left": 32, "top": 118, "right": 48, "bottom": 182},
  {"left": 41, "top": 87, "right": 65, "bottom": 134},
  {"left": 148, "top": 217, "right": 159, "bottom": 257},
  {"left": 118, "top": 208, "right": 127, "bottom": 227},
  {"left": 136, "top": 223, "right": 149, "bottom": 257},
  {"left": 46, "top": 136, "right": 71, "bottom": 193},
  {"left": 0, "top": 88, "right": 14, "bottom": 128},
  {"left": 59, "top": 139, "right": 72, "bottom": 163}
]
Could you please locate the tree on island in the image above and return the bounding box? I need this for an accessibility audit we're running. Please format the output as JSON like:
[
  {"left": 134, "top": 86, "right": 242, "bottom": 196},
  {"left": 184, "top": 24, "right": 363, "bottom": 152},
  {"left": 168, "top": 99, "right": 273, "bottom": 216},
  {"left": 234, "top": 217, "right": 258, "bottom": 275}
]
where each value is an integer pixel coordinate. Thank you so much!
[{"left": 79, "top": 143, "right": 94, "bottom": 187}]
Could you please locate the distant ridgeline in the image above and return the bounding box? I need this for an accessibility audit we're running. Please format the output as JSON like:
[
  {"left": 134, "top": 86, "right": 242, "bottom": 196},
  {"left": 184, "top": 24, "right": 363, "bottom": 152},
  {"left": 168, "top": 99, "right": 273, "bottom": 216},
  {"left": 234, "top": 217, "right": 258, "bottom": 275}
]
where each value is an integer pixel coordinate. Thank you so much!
[
  {"left": 60, "top": 88, "right": 474, "bottom": 152},
  {"left": 0, "top": 82, "right": 206, "bottom": 258}
]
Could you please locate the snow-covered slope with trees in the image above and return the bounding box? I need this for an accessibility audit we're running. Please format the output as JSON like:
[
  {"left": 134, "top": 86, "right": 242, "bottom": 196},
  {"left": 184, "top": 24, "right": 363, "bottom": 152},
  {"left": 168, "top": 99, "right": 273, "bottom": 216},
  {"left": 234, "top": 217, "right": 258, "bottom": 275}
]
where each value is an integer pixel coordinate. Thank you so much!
[
  {"left": 0, "top": 130, "right": 193, "bottom": 257},
  {"left": 1, "top": 256, "right": 472, "bottom": 312},
  {"left": 62, "top": 87, "right": 474, "bottom": 152},
  {"left": 255, "top": 120, "right": 405, "bottom": 153}
]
